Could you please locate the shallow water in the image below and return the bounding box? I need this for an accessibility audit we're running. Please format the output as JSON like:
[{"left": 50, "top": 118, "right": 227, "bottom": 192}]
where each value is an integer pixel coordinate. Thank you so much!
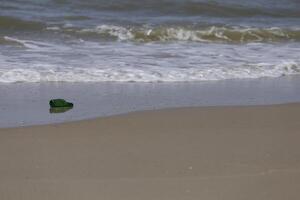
[
  {"left": 0, "top": 0, "right": 300, "bottom": 83},
  {"left": 1, "top": 76, "right": 300, "bottom": 128}
]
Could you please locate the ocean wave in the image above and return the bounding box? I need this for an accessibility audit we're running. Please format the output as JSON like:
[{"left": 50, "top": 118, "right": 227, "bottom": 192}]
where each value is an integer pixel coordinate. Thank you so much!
[
  {"left": 2, "top": 0, "right": 300, "bottom": 18},
  {"left": 0, "top": 62, "right": 299, "bottom": 83},
  {"left": 72, "top": 0, "right": 300, "bottom": 18},
  {"left": 0, "top": 16, "right": 44, "bottom": 30},
  {"left": 59, "top": 25, "right": 300, "bottom": 43}
]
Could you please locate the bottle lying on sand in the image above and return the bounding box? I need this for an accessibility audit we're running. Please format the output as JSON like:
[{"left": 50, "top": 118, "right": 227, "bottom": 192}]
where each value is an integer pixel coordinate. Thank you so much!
[{"left": 49, "top": 99, "right": 73, "bottom": 113}]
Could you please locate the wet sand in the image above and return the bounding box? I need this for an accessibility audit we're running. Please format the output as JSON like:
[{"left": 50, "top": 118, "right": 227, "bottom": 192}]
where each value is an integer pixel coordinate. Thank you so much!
[
  {"left": 2, "top": 76, "right": 300, "bottom": 128},
  {"left": 0, "top": 103, "right": 300, "bottom": 199}
]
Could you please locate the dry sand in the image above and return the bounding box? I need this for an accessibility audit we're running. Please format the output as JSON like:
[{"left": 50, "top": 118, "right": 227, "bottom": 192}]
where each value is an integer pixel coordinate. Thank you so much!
[{"left": 0, "top": 103, "right": 300, "bottom": 200}]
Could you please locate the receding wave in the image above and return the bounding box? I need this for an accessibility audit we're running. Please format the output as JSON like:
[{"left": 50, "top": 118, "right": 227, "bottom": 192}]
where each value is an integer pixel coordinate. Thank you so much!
[
  {"left": 179, "top": 2, "right": 300, "bottom": 17},
  {"left": 57, "top": 25, "right": 300, "bottom": 43},
  {"left": 0, "top": 62, "right": 299, "bottom": 83},
  {"left": 73, "top": 1, "right": 300, "bottom": 18},
  {"left": 0, "top": 16, "right": 44, "bottom": 31}
]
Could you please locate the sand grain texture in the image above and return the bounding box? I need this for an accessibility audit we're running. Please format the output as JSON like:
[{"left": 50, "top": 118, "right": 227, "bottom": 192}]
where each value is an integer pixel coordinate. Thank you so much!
[{"left": 1, "top": 103, "right": 300, "bottom": 200}]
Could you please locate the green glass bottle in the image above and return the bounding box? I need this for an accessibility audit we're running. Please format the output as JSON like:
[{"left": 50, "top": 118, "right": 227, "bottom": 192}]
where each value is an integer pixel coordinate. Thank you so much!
[
  {"left": 49, "top": 99, "right": 73, "bottom": 108},
  {"left": 49, "top": 99, "right": 74, "bottom": 113}
]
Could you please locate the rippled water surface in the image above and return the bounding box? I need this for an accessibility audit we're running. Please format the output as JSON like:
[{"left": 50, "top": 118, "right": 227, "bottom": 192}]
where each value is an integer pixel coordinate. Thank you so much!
[{"left": 0, "top": 0, "right": 300, "bottom": 82}]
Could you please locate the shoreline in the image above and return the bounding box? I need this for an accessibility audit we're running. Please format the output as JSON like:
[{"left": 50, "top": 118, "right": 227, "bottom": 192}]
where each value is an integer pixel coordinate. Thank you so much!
[
  {"left": 1, "top": 103, "right": 300, "bottom": 199},
  {"left": 1, "top": 76, "right": 300, "bottom": 128},
  {"left": 1, "top": 101, "right": 300, "bottom": 130}
]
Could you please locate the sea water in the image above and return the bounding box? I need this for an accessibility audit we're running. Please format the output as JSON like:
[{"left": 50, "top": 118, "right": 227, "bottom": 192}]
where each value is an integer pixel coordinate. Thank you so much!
[
  {"left": 1, "top": 0, "right": 300, "bottom": 127},
  {"left": 0, "top": 0, "right": 300, "bottom": 83}
]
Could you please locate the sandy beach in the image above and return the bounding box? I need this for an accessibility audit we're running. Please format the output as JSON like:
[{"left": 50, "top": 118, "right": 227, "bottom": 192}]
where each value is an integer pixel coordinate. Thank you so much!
[
  {"left": 2, "top": 0, "right": 300, "bottom": 199},
  {"left": 0, "top": 103, "right": 300, "bottom": 199}
]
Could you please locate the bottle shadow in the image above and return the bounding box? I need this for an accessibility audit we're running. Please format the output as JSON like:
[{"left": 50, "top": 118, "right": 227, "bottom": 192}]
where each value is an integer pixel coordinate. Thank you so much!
[{"left": 49, "top": 107, "right": 73, "bottom": 114}]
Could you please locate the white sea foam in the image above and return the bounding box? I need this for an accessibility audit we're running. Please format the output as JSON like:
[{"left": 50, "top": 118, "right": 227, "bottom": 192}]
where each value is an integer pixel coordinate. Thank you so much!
[
  {"left": 74, "top": 25, "right": 300, "bottom": 42},
  {"left": 46, "top": 26, "right": 60, "bottom": 31},
  {"left": 3, "top": 36, "right": 56, "bottom": 49},
  {"left": 79, "top": 25, "right": 134, "bottom": 41},
  {"left": 3, "top": 36, "right": 27, "bottom": 47},
  {"left": 0, "top": 61, "right": 299, "bottom": 83},
  {"left": 1, "top": 36, "right": 299, "bottom": 83}
]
